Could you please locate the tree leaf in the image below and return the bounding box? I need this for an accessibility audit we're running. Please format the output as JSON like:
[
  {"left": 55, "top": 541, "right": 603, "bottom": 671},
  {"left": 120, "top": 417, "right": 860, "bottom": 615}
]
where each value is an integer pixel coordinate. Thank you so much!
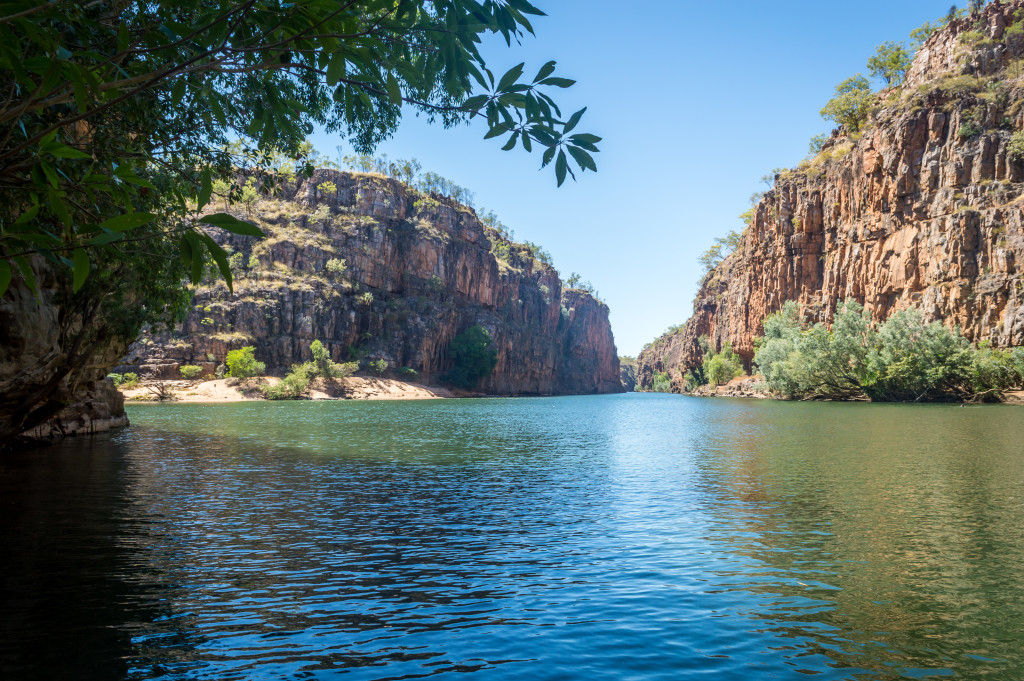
[
  {"left": 533, "top": 60, "right": 556, "bottom": 83},
  {"left": 100, "top": 212, "right": 156, "bottom": 232},
  {"left": 540, "top": 77, "right": 575, "bottom": 88},
  {"left": 555, "top": 149, "right": 567, "bottom": 186},
  {"left": 72, "top": 248, "right": 89, "bottom": 292},
  {"left": 171, "top": 78, "right": 187, "bottom": 106},
  {"left": 199, "top": 213, "right": 264, "bottom": 237},
  {"left": 198, "top": 167, "right": 212, "bottom": 209},
  {"left": 86, "top": 231, "right": 125, "bottom": 245},
  {"left": 13, "top": 255, "right": 37, "bottom": 293},
  {"left": 199, "top": 232, "right": 233, "bottom": 293},
  {"left": 541, "top": 146, "right": 556, "bottom": 168},
  {"left": 14, "top": 205, "right": 40, "bottom": 225},
  {"left": 326, "top": 53, "right": 345, "bottom": 85},
  {"left": 563, "top": 106, "right": 586, "bottom": 134},
  {"left": 567, "top": 145, "right": 596, "bottom": 172},
  {"left": 497, "top": 62, "right": 525, "bottom": 91},
  {"left": 0, "top": 260, "right": 10, "bottom": 297},
  {"left": 501, "top": 132, "right": 519, "bottom": 151},
  {"left": 48, "top": 146, "right": 91, "bottom": 159},
  {"left": 484, "top": 123, "right": 509, "bottom": 140},
  {"left": 385, "top": 73, "right": 402, "bottom": 105},
  {"left": 185, "top": 232, "right": 204, "bottom": 284}
]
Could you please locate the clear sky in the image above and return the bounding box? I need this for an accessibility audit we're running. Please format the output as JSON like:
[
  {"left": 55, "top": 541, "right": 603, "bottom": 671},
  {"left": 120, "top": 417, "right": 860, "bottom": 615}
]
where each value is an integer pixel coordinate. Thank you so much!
[{"left": 309, "top": 0, "right": 956, "bottom": 357}]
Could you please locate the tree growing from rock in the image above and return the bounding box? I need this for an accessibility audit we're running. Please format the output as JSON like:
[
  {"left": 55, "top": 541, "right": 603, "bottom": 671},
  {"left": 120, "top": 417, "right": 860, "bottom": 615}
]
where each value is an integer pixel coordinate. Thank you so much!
[
  {"left": 820, "top": 75, "right": 875, "bottom": 132},
  {"left": 868, "top": 42, "right": 912, "bottom": 87}
]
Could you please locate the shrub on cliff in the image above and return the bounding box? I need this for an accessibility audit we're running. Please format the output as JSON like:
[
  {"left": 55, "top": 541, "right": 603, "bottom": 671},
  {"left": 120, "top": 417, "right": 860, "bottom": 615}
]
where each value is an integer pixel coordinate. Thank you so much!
[
  {"left": 755, "top": 302, "right": 1024, "bottom": 401},
  {"left": 1008, "top": 131, "right": 1024, "bottom": 162},
  {"left": 445, "top": 326, "right": 498, "bottom": 389},
  {"left": 179, "top": 365, "right": 203, "bottom": 381},
  {"left": 226, "top": 347, "right": 265, "bottom": 379},
  {"left": 820, "top": 75, "right": 874, "bottom": 132},
  {"left": 867, "top": 42, "right": 912, "bottom": 87}
]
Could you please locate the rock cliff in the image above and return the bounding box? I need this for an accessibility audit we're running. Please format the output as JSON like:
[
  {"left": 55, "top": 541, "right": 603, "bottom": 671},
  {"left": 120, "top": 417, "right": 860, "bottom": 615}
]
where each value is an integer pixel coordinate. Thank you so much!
[
  {"left": 639, "top": 1, "right": 1024, "bottom": 391},
  {"left": 1, "top": 263, "right": 132, "bottom": 448},
  {"left": 122, "top": 170, "right": 622, "bottom": 396}
]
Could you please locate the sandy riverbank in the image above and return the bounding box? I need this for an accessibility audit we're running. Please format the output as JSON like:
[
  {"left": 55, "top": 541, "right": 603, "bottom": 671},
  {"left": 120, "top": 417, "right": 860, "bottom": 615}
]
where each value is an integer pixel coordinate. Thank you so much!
[{"left": 121, "top": 377, "right": 456, "bottom": 403}]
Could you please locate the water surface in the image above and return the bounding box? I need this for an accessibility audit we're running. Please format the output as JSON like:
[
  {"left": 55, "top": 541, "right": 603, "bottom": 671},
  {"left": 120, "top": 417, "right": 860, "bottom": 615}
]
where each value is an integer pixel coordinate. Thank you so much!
[{"left": 2, "top": 394, "right": 1023, "bottom": 679}]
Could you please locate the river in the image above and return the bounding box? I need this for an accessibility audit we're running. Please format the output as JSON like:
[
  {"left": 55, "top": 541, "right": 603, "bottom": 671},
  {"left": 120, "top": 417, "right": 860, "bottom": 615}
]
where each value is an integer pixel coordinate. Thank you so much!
[{"left": 2, "top": 394, "right": 1023, "bottom": 679}]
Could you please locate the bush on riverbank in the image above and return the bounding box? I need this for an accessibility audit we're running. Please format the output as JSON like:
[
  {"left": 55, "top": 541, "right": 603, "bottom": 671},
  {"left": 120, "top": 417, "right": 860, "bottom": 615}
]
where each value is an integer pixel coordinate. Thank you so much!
[
  {"left": 754, "top": 301, "right": 1024, "bottom": 401},
  {"left": 226, "top": 347, "right": 266, "bottom": 379},
  {"left": 262, "top": 340, "right": 362, "bottom": 400}
]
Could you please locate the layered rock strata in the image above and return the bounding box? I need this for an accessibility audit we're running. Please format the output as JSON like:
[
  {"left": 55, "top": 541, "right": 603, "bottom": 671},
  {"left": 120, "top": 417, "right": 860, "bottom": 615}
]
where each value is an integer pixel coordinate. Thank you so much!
[
  {"left": 639, "top": 1, "right": 1024, "bottom": 390},
  {"left": 123, "top": 171, "right": 622, "bottom": 396}
]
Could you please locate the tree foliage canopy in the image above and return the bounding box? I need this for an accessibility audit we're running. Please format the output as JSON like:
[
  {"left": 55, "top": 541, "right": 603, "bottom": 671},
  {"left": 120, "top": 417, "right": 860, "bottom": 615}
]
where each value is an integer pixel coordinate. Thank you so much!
[
  {"left": 0, "top": 0, "right": 599, "bottom": 298},
  {"left": 445, "top": 325, "right": 498, "bottom": 388},
  {"left": 754, "top": 301, "right": 1024, "bottom": 401},
  {"left": 867, "top": 41, "right": 912, "bottom": 87},
  {"left": 820, "top": 74, "right": 874, "bottom": 132}
]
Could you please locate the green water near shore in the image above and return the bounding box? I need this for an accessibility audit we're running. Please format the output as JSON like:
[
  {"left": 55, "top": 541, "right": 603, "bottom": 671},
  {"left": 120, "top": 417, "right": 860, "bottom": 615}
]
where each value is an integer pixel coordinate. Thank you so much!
[{"left": 2, "top": 394, "right": 1023, "bottom": 679}]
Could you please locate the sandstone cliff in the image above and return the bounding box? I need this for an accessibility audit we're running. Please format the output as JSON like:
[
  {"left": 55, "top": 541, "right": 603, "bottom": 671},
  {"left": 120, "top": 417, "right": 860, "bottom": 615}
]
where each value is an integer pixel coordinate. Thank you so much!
[
  {"left": 122, "top": 171, "right": 622, "bottom": 396},
  {"left": 639, "top": 1, "right": 1024, "bottom": 391},
  {"left": 1, "top": 262, "right": 131, "bottom": 447}
]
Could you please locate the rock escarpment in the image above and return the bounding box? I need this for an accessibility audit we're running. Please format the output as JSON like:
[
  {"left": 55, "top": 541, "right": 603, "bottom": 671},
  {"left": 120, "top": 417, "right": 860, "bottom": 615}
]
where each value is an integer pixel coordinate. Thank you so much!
[
  {"left": 1, "top": 265, "right": 131, "bottom": 447},
  {"left": 123, "top": 171, "right": 622, "bottom": 396},
  {"left": 639, "top": 1, "right": 1024, "bottom": 391}
]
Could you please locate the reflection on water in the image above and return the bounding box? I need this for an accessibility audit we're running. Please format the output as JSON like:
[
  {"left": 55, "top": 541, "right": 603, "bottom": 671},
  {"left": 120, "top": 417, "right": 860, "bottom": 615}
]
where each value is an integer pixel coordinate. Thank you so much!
[{"left": 1, "top": 395, "right": 1023, "bottom": 680}]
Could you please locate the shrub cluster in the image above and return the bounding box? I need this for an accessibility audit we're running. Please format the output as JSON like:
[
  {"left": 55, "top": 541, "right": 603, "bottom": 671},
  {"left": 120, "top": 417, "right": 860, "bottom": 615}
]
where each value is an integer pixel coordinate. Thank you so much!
[
  {"left": 225, "top": 346, "right": 266, "bottom": 378},
  {"left": 262, "top": 340, "right": 358, "bottom": 400},
  {"left": 755, "top": 301, "right": 1024, "bottom": 401},
  {"left": 650, "top": 371, "right": 672, "bottom": 393},
  {"left": 703, "top": 339, "right": 744, "bottom": 386},
  {"left": 178, "top": 365, "right": 203, "bottom": 380}
]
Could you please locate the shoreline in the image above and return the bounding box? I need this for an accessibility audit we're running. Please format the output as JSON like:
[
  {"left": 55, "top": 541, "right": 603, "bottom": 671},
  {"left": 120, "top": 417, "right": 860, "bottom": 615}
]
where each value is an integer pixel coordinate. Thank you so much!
[
  {"left": 641, "top": 375, "right": 1024, "bottom": 405},
  {"left": 120, "top": 377, "right": 460, "bottom": 403}
]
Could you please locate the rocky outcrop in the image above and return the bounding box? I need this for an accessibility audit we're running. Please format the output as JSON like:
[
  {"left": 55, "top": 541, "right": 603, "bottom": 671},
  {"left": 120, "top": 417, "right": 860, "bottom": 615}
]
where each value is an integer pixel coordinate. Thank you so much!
[
  {"left": 1, "top": 266, "right": 132, "bottom": 448},
  {"left": 619, "top": 357, "right": 637, "bottom": 391},
  {"left": 122, "top": 171, "right": 622, "bottom": 396},
  {"left": 639, "top": 2, "right": 1024, "bottom": 391}
]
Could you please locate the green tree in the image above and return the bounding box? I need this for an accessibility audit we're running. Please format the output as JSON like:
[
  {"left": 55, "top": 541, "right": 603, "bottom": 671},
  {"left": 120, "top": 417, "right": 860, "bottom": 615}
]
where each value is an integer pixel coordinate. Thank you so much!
[
  {"left": 179, "top": 365, "right": 203, "bottom": 380},
  {"left": 445, "top": 325, "right": 498, "bottom": 388},
  {"left": 703, "top": 341, "right": 744, "bottom": 386},
  {"left": 820, "top": 75, "right": 875, "bottom": 132},
  {"left": 0, "top": 0, "right": 599, "bottom": 441},
  {"left": 225, "top": 346, "right": 265, "bottom": 379},
  {"left": 755, "top": 301, "right": 1024, "bottom": 401},
  {"left": 698, "top": 230, "right": 743, "bottom": 276},
  {"left": 867, "top": 42, "right": 912, "bottom": 87},
  {"left": 808, "top": 133, "right": 830, "bottom": 156}
]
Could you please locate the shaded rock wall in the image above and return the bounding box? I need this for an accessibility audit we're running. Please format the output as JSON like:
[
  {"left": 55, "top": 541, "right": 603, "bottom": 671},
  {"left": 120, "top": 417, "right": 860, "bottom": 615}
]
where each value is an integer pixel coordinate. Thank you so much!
[
  {"left": 1, "top": 268, "right": 131, "bottom": 448},
  {"left": 124, "top": 171, "right": 622, "bottom": 396},
  {"left": 639, "top": 3, "right": 1024, "bottom": 390}
]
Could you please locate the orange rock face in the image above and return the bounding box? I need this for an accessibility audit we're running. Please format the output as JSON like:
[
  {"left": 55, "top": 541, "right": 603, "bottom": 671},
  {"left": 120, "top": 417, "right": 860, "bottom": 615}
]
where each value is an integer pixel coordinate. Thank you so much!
[
  {"left": 639, "top": 3, "right": 1024, "bottom": 390},
  {"left": 123, "top": 171, "right": 623, "bottom": 396}
]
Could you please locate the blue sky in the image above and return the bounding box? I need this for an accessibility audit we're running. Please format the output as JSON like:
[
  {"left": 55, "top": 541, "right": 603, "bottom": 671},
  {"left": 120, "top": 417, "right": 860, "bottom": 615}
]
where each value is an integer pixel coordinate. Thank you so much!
[{"left": 309, "top": 0, "right": 957, "bottom": 356}]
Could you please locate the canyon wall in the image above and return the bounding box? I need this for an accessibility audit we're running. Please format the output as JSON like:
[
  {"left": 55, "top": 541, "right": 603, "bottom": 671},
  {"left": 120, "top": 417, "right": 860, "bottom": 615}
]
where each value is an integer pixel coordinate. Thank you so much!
[
  {"left": 122, "top": 171, "right": 622, "bottom": 396},
  {"left": 639, "top": 1, "right": 1024, "bottom": 390}
]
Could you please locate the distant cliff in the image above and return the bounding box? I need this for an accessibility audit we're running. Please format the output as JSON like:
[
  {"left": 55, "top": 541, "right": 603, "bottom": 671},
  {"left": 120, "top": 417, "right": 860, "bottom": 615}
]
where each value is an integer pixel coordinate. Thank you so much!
[
  {"left": 123, "top": 170, "right": 623, "bottom": 396},
  {"left": 639, "top": 1, "right": 1024, "bottom": 390}
]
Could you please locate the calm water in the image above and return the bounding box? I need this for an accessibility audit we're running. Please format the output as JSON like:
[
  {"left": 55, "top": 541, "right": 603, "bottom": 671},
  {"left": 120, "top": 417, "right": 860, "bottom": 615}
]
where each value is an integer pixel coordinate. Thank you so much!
[{"left": 2, "top": 394, "right": 1024, "bottom": 680}]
